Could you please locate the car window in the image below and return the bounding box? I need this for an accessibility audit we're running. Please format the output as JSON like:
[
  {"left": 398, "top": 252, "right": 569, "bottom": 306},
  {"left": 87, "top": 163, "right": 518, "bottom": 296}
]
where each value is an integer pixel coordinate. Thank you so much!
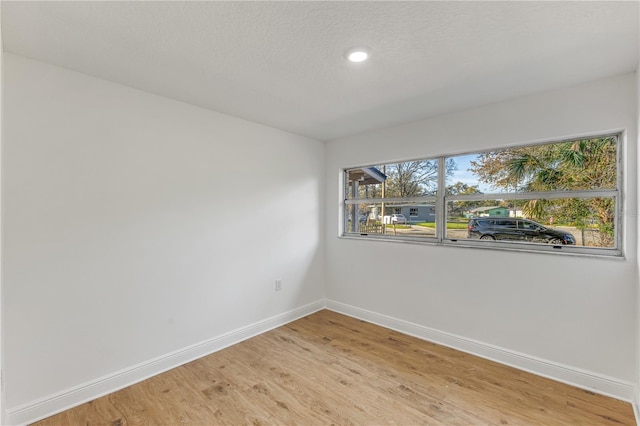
[
  {"left": 529, "top": 221, "right": 542, "bottom": 230},
  {"left": 494, "top": 220, "right": 516, "bottom": 228}
]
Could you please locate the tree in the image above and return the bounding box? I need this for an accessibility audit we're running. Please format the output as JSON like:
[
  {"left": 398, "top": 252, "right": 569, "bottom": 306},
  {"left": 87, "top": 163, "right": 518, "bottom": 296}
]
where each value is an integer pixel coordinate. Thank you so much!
[
  {"left": 446, "top": 182, "right": 486, "bottom": 217},
  {"left": 469, "top": 137, "right": 617, "bottom": 246},
  {"left": 384, "top": 159, "right": 456, "bottom": 197},
  {"left": 447, "top": 181, "right": 479, "bottom": 195}
]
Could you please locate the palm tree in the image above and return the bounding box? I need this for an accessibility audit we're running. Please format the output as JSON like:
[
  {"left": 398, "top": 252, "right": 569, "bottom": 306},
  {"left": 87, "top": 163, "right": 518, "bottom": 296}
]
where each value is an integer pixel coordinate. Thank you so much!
[{"left": 505, "top": 137, "right": 617, "bottom": 246}]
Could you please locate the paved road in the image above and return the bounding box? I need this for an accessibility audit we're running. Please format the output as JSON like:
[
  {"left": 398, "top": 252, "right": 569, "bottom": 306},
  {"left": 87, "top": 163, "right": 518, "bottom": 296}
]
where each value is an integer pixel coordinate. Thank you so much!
[{"left": 384, "top": 225, "right": 589, "bottom": 246}]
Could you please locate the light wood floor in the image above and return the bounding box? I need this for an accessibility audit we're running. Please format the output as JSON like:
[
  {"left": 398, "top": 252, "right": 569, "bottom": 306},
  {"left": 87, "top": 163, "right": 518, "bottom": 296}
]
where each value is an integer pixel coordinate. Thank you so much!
[{"left": 34, "top": 310, "right": 635, "bottom": 425}]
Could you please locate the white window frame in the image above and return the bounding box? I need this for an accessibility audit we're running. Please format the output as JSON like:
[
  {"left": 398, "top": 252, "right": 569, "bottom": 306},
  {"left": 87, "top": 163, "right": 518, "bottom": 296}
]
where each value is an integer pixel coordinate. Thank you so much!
[{"left": 341, "top": 133, "right": 623, "bottom": 257}]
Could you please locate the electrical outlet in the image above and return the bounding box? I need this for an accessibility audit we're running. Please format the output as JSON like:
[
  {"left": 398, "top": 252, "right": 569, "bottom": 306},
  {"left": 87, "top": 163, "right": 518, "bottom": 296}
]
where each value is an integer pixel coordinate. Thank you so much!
[{"left": 275, "top": 279, "right": 282, "bottom": 291}]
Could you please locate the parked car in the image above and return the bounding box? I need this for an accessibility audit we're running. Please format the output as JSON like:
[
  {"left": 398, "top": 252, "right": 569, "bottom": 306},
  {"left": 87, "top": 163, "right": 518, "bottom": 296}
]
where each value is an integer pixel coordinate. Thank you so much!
[
  {"left": 467, "top": 217, "right": 575, "bottom": 245},
  {"left": 390, "top": 214, "right": 407, "bottom": 224}
]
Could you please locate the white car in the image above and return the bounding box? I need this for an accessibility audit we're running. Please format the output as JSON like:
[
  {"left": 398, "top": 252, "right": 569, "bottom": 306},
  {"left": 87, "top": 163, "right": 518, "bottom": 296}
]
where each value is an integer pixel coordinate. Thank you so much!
[{"left": 390, "top": 214, "right": 407, "bottom": 224}]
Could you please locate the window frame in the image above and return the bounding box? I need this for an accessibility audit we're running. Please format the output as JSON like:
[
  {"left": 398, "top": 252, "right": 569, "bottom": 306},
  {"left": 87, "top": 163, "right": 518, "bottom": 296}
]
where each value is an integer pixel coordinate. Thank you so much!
[{"left": 341, "top": 132, "right": 623, "bottom": 257}]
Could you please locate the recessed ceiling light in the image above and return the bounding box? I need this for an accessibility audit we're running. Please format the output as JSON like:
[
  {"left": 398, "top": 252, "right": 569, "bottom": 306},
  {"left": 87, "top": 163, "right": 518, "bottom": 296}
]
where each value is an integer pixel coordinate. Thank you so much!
[{"left": 346, "top": 48, "right": 369, "bottom": 63}]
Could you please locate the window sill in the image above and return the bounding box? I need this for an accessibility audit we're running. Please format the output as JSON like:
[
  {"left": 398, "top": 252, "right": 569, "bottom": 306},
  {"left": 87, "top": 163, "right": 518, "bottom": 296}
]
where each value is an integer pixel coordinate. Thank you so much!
[{"left": 338, "top": 233, "right": 624, "bottom": 259}]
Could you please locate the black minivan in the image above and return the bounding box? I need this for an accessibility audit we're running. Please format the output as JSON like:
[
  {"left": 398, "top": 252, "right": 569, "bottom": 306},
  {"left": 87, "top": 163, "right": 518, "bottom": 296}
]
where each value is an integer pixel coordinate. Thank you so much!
[{"left": 467, "top": 217, "right": 575, "bottom": 245}]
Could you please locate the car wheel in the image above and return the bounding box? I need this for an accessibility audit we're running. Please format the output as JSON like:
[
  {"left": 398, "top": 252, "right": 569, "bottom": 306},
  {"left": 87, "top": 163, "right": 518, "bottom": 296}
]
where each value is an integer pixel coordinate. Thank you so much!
[
  {"left": 480, "top": 235, "right": 496, "bottom": 241},
  {"left": 549, "top": 238, "right": 563, "bottom": 245}
]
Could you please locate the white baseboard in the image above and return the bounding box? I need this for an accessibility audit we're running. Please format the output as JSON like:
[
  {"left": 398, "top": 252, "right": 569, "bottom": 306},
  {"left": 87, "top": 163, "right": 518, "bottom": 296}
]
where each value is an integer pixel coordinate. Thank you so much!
[
  {"left": 633, "top": 401, "right": 639, "bottom": 426},
  {"left": 6, "top": 300, "right": 325, "bottom": 426},
  {"left": 325, "top": 300, "right": 636, "bottom": 404}
]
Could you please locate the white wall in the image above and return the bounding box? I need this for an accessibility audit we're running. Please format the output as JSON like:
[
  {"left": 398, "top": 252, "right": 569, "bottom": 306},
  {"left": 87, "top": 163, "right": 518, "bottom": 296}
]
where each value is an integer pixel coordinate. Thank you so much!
[
  {"left": 2, "top": 53, "right": 325, "bottom": 420},
  {"left": 0, "top": 4, "right": 5, "bottom": 424},
  {"left": 326, "top": 73, "right": 638, "bottom": 398},
  {"left": 636, "top": 63, "right": 640, "bottom": 414}
]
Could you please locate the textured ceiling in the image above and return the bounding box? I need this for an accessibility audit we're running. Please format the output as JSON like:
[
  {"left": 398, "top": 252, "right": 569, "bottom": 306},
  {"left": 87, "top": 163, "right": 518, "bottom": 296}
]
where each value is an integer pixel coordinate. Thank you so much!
[{"left": 2, "top": 1, "right": 639, "bottom": 141}]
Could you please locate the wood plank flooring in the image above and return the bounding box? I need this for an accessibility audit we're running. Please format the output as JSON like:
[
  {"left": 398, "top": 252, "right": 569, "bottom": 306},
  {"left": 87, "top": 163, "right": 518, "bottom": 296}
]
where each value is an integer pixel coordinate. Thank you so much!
[{"left": 33, "top": 310, "right": 635, "bottom": 425}]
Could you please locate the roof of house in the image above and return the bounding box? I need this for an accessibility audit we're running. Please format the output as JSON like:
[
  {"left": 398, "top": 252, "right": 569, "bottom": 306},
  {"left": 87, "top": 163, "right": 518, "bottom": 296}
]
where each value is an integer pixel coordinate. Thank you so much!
[
  {"left": 348, "top": 167, "right": 387, "bottom": 185},
  {"left": 470, "top": 206, "right": 504, "bottom": 213},
  {"left": 385, "top": 204, "right": 435, "bottom": 208}
]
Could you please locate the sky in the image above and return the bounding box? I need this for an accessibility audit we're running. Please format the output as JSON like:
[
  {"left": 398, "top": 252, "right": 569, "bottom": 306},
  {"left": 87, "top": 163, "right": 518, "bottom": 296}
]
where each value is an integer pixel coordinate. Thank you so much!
[{"left": 447, "top": 154, "right": 493, "bottom": 193}]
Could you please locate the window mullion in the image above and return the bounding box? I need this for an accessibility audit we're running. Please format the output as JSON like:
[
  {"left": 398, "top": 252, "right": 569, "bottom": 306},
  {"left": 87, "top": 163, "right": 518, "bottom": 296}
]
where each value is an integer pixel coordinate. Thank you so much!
[
  {"left": 436, "top": 157, "right": 446, "bottom": 241},
  {"left": 446, "top": 189, "right": 618, "bottom": 202},
  {"left": 345, "top": 196, "right": 437, "bottom": 205}
]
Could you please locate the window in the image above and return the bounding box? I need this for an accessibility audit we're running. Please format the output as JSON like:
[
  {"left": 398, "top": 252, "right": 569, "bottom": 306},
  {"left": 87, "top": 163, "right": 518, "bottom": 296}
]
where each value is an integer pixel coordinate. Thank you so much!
[
  {"left": 344, "top": 160, "right": 441, "bottom": 241},
  {"left": 343, "top": 134, "right": 621, "bottom": 256}
]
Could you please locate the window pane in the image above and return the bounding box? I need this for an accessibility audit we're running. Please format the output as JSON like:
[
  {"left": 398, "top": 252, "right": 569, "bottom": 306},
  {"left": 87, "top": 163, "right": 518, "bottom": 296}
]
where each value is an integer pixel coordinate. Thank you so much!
[
  {"left": 383, "top": 160, "right": 439, "bottom": 197},
  {"left": 346, "top": 159, "right": 440, "bottom": 200},
  {"left": 345, "top": 202, "right": 437, "bottom": 239},
  {"left": 446, "top": 136, "right": 617, "bottom": 194},
  {"left": 447, "top": 197, "right": 616, "bottom": 248},
  {"left": 345, "top": 204, "right": 367, "bottom": 233},
  {"left": 446, "top": 153, "right": 508, "bottom": 195}
]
